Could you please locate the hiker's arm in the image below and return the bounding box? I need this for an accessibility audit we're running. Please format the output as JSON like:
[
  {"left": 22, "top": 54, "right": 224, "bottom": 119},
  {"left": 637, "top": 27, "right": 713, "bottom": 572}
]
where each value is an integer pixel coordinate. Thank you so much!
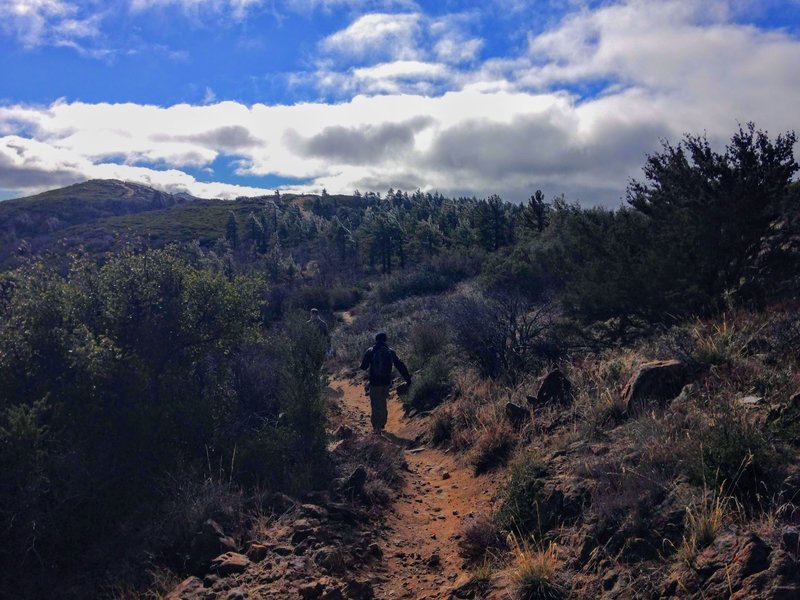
[
  {"left": 359, "top": 349, "right": 372, "bottom": 371},
  {"left": 392, "top": 352, "right": 412, "bottom": 383}
]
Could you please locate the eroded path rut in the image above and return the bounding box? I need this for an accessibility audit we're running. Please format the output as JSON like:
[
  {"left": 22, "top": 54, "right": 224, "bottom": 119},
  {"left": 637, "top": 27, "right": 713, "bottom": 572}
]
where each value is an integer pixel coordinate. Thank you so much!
[{"left": 329, "top": 378, "right": 501, "bottom": 599}]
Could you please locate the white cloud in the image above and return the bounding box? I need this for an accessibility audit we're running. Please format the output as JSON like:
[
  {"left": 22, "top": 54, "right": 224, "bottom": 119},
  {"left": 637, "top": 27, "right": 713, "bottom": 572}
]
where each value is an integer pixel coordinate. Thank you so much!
[
  {"left": 320, "top": 12, "right": 422, "bottom": 61},
  {"left": 0, "top": 0, "right": 103, "bottom": 49},
  {"left": 1, "top": 0, "right": 798, "bottom": 204},
  {"left": 314, "top": 10, "right": 484, "bottom": 94}
]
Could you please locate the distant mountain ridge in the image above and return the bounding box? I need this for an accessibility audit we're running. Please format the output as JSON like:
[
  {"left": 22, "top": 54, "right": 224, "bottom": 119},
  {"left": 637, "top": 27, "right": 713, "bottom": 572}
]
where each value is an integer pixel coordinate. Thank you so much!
[{"left": 0, "top": 179, "right": 208, "bottom": 265}]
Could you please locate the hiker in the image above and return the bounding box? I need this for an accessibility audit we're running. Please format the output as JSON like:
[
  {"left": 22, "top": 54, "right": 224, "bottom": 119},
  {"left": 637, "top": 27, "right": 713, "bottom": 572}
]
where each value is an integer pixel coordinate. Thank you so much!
[
  {"left": 307, "top": 307, "right": 331, "bottom": 350},
  {"left": 360, "top": 332, "right": 412, "bottom": 435}
]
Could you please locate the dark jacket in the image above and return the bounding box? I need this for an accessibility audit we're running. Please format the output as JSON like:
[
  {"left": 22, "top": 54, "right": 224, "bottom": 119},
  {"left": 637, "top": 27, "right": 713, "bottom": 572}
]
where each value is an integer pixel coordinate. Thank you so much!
[{"left": 360, "top": 342, "right": 411, "bottom": 386}]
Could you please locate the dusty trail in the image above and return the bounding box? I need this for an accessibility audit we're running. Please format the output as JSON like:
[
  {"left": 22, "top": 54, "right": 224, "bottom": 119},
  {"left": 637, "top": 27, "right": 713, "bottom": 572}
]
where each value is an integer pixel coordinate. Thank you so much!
[{"left": 329, "top": 377, "right": 501, "bottom": 599}]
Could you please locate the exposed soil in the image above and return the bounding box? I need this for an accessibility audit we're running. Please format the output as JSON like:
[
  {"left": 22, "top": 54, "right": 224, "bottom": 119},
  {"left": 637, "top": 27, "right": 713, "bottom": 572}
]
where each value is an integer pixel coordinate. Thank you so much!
[{"left": 328, "top": 376, "right": 504, "bottom": 599}]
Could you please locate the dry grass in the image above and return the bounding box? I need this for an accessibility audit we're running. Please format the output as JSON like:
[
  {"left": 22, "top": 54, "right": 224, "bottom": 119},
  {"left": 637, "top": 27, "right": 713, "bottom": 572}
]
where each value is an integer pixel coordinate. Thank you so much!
[
  {"left": 677, "top": 487, "right": 736, "bottom": 564},
  {"left": 458, "top": 513, "right": 506, "bottom": 563},
  {"left": 468, "top": 408, "right": 517, "bottom": 474},
  {"left": 509, "top": 535, "right": 563, "bottom": 600}
]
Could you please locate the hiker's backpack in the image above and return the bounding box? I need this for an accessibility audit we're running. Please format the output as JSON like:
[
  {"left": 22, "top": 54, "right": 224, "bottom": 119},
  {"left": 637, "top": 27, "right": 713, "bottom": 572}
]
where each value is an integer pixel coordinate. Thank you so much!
[{"left": 370, "top": 345, "right": 393, "bottom": 379}]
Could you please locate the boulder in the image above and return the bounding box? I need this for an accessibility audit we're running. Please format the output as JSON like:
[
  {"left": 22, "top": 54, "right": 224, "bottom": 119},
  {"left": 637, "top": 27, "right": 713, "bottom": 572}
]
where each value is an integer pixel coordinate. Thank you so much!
[
  {"left": 622, "top": 359, "right": 687, "bottom": 414},
  {"left": 189, "top": 519, "right": 238, "bottom": 573},
  {"left": 210, "top": 552, "right": 251, "bottom": 576},
  {"left": 531, "top": 368, "right": 573, "bottom": 406},
  {"left": 505, "top": 402, "right": 529, "bottom": 427}
]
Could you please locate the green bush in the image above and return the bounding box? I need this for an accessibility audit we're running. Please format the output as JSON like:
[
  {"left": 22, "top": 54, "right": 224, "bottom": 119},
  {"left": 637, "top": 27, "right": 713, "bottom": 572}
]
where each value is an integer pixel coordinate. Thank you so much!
[
  {"left": 0, "top": 249, "right": 330, "bottom": 597},
  {"left": 405, "top": 355, "right": 453, "bottom": 412},
  {"left": 373, "top": 252, "right": 481, "bottom": 304}
]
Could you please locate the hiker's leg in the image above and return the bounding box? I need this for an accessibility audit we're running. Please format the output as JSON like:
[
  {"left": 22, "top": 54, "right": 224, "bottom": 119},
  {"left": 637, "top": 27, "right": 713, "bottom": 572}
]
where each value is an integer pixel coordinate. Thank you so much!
[{"left": 369, "top": 385, "right": 389, "bottom": 431}]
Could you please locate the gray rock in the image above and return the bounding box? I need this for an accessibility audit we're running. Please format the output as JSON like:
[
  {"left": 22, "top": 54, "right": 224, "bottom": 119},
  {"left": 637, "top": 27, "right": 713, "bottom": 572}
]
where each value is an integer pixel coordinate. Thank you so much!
[{"left": 623, "top": 359, "right": 687, "bottom": 414}]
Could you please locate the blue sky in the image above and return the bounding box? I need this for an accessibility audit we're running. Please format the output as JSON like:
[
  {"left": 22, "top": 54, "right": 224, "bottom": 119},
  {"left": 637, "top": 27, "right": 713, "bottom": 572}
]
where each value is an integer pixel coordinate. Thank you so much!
[{"left": 1, "top": 0, "right": 799, "bottom": 204}]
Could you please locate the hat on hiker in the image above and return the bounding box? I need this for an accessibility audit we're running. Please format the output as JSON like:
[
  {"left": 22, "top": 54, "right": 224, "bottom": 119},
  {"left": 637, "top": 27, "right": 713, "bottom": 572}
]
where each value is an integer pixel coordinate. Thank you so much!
[{"left": 375, "top": 332, "right": 387, "bottom": 343}]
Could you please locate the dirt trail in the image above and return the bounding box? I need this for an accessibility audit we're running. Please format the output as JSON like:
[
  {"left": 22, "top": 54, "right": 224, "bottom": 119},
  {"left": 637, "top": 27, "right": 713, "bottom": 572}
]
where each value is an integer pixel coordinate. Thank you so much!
[{"left": 329, "top": 377, "right": 501, "bottom": 599}]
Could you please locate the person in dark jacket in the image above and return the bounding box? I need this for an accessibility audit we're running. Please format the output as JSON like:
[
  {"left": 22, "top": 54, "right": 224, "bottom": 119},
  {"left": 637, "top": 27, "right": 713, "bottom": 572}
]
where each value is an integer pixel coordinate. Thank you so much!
[{"left": 360, "top": 332, "right": 411, "bottom": 435}]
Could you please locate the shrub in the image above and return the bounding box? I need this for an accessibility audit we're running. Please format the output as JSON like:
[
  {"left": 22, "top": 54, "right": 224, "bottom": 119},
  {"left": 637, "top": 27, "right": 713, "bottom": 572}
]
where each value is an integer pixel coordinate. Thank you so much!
[
  {"left": 685, "top": 403, "right": 785, "bottom": 507},
  {"left": 405, "top": 355, "right": 453, "bottom": 412},
  {"left": 407, "top": 321, "right": 449, "bottom": 371},
  {"left": 449, "top": 290, "right": 558, "bottom": 381},
  {"left": 468, "top": 414, "right": 517, "bottom": 475},
  {"left": 328, "top": 286, "right": 362, "bottom": 310},
  {"left": 372, "top": 252, "right": 481, "bottom": 304},
  {"left": 677, "top": 489, "right": 734, "bottom": 564},
  {"left": 0, "top": 249, "right": 331, "bottom": 597},
  {"left": 429, "top": 409, "right": 454, "bottom": 446},
  {"left": 509, "top": 537, "right": 563, "bottom": 600},
  {"left": 458, "top": 514, "right": 506, "bottom": 563},
  {"left": 494, "top": 455, "right": 549, "bottom": 534}
]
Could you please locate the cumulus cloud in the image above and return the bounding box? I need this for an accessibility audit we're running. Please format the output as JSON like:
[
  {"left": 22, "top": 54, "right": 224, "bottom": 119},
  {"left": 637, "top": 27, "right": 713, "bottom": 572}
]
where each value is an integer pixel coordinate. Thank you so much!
[{"left": 320, "top": 12, "right": 422, "bottom": 61}]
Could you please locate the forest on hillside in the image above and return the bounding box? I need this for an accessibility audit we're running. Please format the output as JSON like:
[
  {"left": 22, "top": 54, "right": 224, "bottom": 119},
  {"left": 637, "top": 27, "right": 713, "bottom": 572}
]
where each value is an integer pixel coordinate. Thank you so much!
[{"left": 1, "top": 124, "right": 799, "bottom": 599}]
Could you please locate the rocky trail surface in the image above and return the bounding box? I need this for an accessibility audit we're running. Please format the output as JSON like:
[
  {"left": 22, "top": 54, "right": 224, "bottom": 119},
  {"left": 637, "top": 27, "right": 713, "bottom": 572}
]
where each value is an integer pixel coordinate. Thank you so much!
[
  {"left": 328, "top": 377, "right": 503, "bottom": 599},
  {"left": 166, "top": 372, "right": 504, "bottom": 600}
]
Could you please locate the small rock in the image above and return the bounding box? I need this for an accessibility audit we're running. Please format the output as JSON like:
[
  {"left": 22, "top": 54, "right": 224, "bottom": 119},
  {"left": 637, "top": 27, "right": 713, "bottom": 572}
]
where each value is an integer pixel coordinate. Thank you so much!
[
  {"left": 367, "top": 542, "right": 383, "bottom": 559},
  {"left": 165, "top": 576, "right": 206, "bottom": 600},
  {"left": 246, "top": 543, "right": 270, "bottom": 562},
  {"left": 535, "top": 368, "right": 573, "bottom": 406},
  {"left": 344, "top": 465, "right": 368, "bottom": 493},
  {"left": 505, "top": 401, "right": 529, "bottom": 427},
  {"left": 737, "top": 395, "right": 764, "bottom": 407},
  {"left": 441, "top": 470, "right": 451, "bottom": 480},
  {"left": 333, "top": 424, "right": 353, "bottom": 439},
  {"left": 189, "top": 519, "right": 238, "bottom": 573},
  {"left": 344, "top": 579, "right": 374, "bottom": 600},
  {"left": 782, "top": 526, "right": 800, "bottom": 556},
  {"left": 267, "top": 491, "right": 297, "bottom": 513},
  {"left": 210, "top": 552, "right": 251, "bottom": 576},
  {"left": 427, "top": 552, "right": 441, "bottom": 568},
  {"left": 226, "top": 589, "right": 246, "bottom": 600},
  {"left": 299, "top": 581, "right": 324, "bottom": 600}
]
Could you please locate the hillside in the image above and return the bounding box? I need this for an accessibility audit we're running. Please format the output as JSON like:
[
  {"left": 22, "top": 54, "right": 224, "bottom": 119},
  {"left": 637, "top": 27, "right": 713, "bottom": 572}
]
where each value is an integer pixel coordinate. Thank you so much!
[
  {"left": 0, "top": 125, "right": 798, "bottom": 599},
  {"left": 0, "top": 179, "right": 196, "bottom": 263}
]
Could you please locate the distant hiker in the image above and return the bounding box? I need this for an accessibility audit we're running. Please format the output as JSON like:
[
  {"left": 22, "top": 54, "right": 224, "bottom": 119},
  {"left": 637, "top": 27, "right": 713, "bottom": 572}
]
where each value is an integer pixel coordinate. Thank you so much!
[
  {"left": 360, "top": 332, "right": 412, "bottom": 435},
  {"left": 308, "top": 307, "right": 329, "bottom": 338},
  {"left": 307, "top": 308, "right": 332, "bottom": 354}
]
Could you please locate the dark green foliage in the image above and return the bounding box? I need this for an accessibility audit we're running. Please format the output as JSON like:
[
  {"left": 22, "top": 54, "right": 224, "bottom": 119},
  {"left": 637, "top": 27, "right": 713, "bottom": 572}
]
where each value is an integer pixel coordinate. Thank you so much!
[
  {"left": 405, "top": 354, "right": 453, "bottom": 412},
  {"left": 0, "top": 249, "right": 329, "bottom": 597},
  {"left": 373, "top": 251, "right": 482, "bottom": 304}
]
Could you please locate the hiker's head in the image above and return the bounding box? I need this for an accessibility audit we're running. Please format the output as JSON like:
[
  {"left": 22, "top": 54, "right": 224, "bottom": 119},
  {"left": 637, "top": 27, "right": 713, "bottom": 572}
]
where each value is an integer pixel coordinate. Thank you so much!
[
  {"left": 310, "top": 308, "right": 319, "bottom": 317},
  {"left": 375, "top": 332, "right": 387, "bottom": 345}
]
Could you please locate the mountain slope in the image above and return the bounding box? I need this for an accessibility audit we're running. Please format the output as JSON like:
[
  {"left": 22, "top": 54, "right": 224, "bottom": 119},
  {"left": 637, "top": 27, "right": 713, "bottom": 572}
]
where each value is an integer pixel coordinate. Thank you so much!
[{"left": 0, "top": 179, "right": 196, "bottom": 262}]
